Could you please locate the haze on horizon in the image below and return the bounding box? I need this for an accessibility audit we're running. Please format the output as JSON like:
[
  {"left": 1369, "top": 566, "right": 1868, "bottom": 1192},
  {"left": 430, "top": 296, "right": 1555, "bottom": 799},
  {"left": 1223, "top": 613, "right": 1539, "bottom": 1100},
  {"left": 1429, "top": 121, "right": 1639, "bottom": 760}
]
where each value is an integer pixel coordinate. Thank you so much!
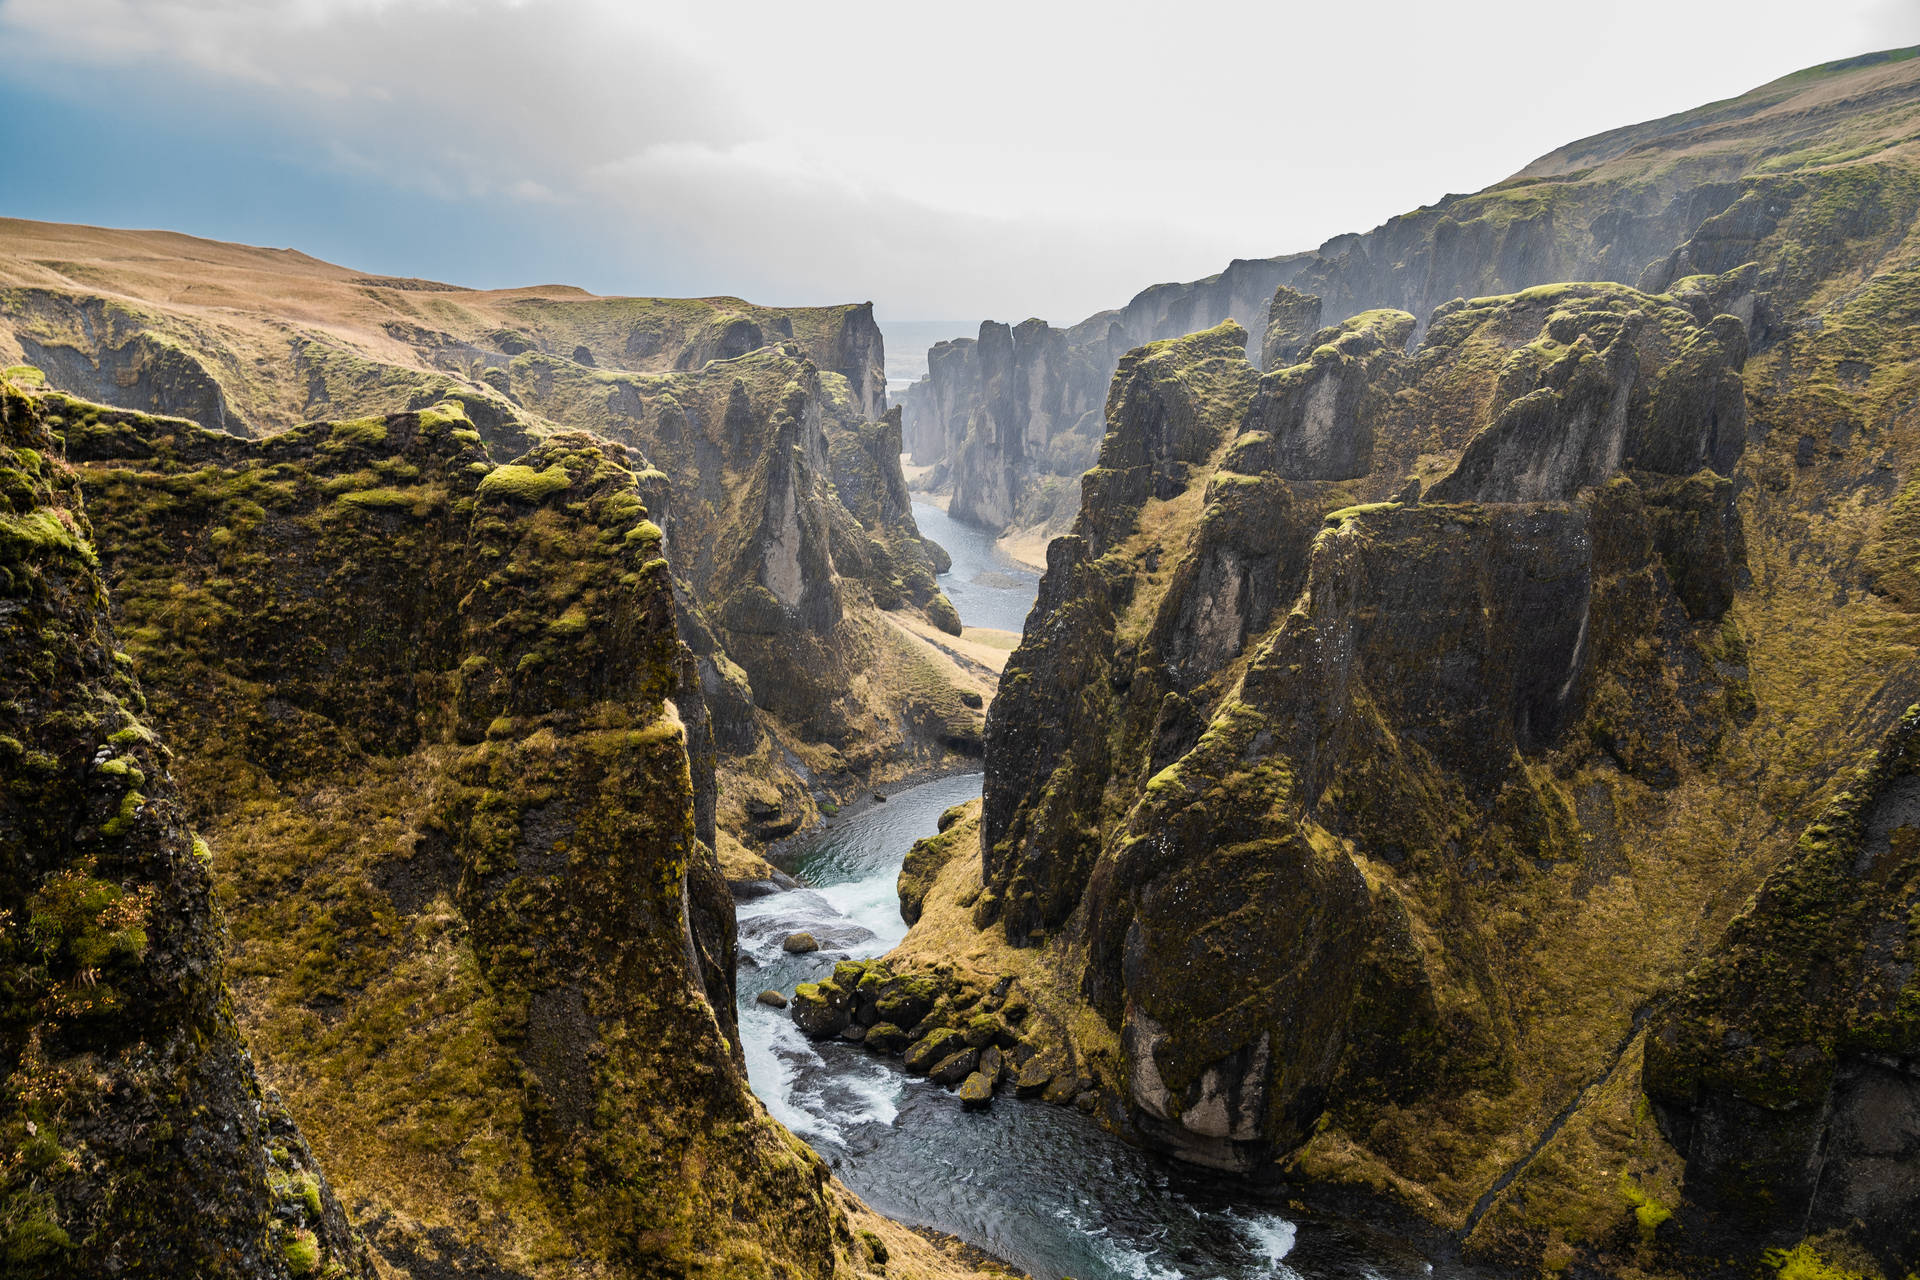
[{"left": 2, "top": 0, "right": 1916, "bottom": 327}]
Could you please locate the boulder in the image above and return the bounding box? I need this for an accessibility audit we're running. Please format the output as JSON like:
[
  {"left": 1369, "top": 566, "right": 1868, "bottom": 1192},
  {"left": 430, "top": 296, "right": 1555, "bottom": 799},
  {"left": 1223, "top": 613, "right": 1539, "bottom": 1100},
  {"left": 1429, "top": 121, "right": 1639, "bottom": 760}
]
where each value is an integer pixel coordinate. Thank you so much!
[
  {"left": 782, "top": 932, "right": 819, "bottom": 953},
  {"left": 791, "top": 981, "right": 852, "bottom": 1039},
  {"left": 864, "top": 1022, "right": 912, "bottom": 1055},
  {"left": 874, "top": 974, "right": 941, "bottom": 1027},
  {"left": 1012, "top": 1057, "right": 1055, "bottom": 1097},
  {"left": 930, "top": 1048, "right": 981, "bottom": 1088},
  {"left": 958, "top": 1072, "right": 995, "bottom": 1110},
  {"left": 979, "top": 1045, "right": 1004, "bottom": 1085},
  {"left": 960, "top": 1013, "right": 1004, "bottom": 1048},
  {"left": 756, "top": 989, "right": 788, "bottom": 1009},
  {"left": 903, "top": 1027, "right": 963, "bottom": 1074},
  {"left": 925, "top": 593, "right": 963, "bottom": 636}
]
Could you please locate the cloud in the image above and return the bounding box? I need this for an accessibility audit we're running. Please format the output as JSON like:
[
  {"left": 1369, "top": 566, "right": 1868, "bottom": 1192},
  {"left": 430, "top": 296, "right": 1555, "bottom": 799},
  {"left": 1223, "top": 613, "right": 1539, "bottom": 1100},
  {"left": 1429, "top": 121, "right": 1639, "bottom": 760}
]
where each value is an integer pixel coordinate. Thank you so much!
[{"left": 2, "top": 0, "right": 1914, "bottom": 321}]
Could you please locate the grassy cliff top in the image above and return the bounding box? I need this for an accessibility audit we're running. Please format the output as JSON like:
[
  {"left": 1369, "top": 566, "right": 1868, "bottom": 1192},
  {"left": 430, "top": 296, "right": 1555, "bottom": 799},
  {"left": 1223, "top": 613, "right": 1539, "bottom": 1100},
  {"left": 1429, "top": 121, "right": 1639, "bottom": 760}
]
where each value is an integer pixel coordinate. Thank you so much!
[
  {"left": 0, "top": 218, "right": 879, "bottom": 435},
  {"left": 1512, "top": 45, "right": 1920, "bottom": 184}
]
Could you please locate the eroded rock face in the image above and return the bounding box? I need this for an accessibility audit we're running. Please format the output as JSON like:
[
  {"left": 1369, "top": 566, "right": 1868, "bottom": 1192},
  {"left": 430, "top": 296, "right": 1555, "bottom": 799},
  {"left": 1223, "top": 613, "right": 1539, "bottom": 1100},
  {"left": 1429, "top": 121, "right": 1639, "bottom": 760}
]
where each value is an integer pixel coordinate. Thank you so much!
[
  {"left": 48, "top": 391, "right": 852, "bottom": 1278},
  {"left": 0, "top": 382, "right": 368, "bottom": 1280},
  {"left": 1645, "top": 707, "right": 1920, "bottom": 1267},
  {"left": 900, "top": 52, "right": 1920, "bottom": 548},
  {"left": 980, "top": 277, "right": 1774, "bottom": 1227},
  {"left": 902, "top": 259, "right": 1297, "bottom": 537}
]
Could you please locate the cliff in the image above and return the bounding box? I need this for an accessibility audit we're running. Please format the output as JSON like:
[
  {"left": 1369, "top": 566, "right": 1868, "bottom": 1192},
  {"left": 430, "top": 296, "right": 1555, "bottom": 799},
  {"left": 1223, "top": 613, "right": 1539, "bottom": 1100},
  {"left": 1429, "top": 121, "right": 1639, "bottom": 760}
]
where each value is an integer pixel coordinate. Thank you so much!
[
  {"left": 0, "top": 380, "right": 370, "bottom": 1279},
  {"left": 21, "top": 385, "right": 883, "bottom": 1277},
  {"left": 901, "top": 257, "right": 1301, "bottom": 538},
  {"left": 956, "top": 67, "right": 1920, "bottom": 1269},
  {"left": 0, "top": 226, "right": 977, "bottom": 851},
  {"left": 0, "top": 224, "right": 886, "bottom": 430},
  {"left": 901, "top": 47, "right": 1920, "bottom": 554}
]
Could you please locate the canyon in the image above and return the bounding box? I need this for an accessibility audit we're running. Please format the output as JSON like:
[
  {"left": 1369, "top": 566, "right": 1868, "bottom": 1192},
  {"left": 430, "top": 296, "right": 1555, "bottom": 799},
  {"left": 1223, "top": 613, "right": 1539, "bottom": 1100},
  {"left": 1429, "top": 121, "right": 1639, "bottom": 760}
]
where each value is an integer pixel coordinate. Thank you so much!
[{"left": 3, "top": 38, "right": 1919, "bottom": 1280}]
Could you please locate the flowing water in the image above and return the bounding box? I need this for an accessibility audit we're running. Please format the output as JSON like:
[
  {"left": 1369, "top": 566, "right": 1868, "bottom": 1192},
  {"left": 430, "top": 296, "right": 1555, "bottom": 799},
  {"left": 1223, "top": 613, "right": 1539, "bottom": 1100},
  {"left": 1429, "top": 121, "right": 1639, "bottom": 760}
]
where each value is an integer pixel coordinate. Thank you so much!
[
  {"left": 732, "top": 500, "right": 1466, "bottom": 1279},
  {"left": 910, "top": 498, "right": 1042, "bottom": 634}
]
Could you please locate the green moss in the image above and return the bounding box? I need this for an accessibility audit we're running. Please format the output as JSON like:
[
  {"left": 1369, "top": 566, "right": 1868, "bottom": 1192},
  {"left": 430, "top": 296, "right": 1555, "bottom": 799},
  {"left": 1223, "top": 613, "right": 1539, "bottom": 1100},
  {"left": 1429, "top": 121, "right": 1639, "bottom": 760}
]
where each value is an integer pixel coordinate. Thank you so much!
[
  {"left": 1766, "top": 1241, "right": 1880, "bottom": 1280},
  {"left": 97, "top": 789, "right": 144, "bottom": 838},
  {"left": 1616, "top": 1172, "right": 1671, "bottom": 1241},
  {"left": 0, "top": 1184, "right": 71, "bottom": 1267},
  {"left": 413, "top": 401, "right": 470, "bottom": 433},
  {"left": 476, "top": 463, "right": 571, "bottom": 503},
  {"left": 1322, "top": 501, "right": 1401, "bottom": 527},
  {"left": 334, "top": 487, "right": 424, "bottom": 514},
  {"left": 327, "top": 417, "right": 388, "bottom": 448},
  {"left": 281, "top": 1229, "right": 321, "bottom": 1276},
  {"left": 94, "top": 756, "right": 144, "bottom": 786},
  {"left": 0, "top": 509, "right": 96, "bottom": 566}
]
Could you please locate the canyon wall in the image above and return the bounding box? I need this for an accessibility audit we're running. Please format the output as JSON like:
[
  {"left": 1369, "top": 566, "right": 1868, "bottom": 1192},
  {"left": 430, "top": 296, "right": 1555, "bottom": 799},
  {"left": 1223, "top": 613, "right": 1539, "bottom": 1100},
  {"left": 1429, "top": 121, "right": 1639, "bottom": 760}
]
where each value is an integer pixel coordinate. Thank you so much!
[
  {"left": 961, "top": 53, "right": 1920, "bottom": 1271},
  {"left": 0, "top": 234, "right": 977, "bottom": 852},
  {"left": 0, "top": 382, "right": 371, "bottom": 1280},
  {"left": 902, "top": 49, "right": 1920, "bottom": 554}
]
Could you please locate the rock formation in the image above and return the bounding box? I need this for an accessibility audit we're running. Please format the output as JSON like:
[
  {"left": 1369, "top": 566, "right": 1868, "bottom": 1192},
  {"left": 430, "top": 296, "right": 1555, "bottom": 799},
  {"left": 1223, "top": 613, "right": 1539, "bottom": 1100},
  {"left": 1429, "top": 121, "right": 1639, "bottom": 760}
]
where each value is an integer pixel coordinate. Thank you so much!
[
  {"left": 965, "top": 59, "right": 1920, "bottom": 1265},
  {"left": 0, "top": 381, "right": 370, "bottom": 1279},
  {"left": 4, "top": 384, "right": 869, "bottom": 1276},
  {"left": 902, "top": 48, "right": 1920, "bottom": 562},
  {"left": 0, "top": 231, "right": 977, "bottom": 854}
]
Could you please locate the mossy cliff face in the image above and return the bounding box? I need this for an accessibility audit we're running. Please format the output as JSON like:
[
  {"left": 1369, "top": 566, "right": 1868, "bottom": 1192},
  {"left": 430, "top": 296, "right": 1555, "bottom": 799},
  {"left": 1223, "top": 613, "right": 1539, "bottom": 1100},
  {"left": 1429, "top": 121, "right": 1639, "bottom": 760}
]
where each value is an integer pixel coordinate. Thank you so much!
[
  {"left": 39, "top": 391, "right": 861, "bottom": 1277},
  {"left": 470, "top": 342, "right": 974, "bottom": 834},
  {"left": 901, "top": 48, "right": 1920, "bottom": 547},
  {"left": 970, "top": 245, "right": 1920, "bottom": 1272},
  {"left": 0, "top": 381, "right": 369, "bottom": 1279},
  {"left": 0, "top": 227, "right": 975, "bottom": 847},
  {"left": 1645, "top": 707, "right": 1920, "bottom": 1271}
]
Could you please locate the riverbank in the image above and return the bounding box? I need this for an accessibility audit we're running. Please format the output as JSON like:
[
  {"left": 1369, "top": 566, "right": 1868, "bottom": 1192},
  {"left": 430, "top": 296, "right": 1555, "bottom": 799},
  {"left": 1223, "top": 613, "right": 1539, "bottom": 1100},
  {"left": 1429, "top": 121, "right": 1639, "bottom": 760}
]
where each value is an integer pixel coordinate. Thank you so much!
[{"left": 733, "top": 775, "right": 1472, "bottom": 1280}]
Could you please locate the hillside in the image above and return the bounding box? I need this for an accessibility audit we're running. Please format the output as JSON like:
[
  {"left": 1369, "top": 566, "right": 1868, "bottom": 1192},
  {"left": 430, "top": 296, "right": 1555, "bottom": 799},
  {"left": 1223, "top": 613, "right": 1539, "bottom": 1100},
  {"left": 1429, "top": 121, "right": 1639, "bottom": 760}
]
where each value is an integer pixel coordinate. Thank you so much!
[
  {"left": 902, "top": 46, "right": 1920, "bottom": 559},
  {"left": 0, "top": 223, "right": 986, "bottom": 856},
  {"left": 874, "top": 46, "right": 1920, "bottom": 1277}
]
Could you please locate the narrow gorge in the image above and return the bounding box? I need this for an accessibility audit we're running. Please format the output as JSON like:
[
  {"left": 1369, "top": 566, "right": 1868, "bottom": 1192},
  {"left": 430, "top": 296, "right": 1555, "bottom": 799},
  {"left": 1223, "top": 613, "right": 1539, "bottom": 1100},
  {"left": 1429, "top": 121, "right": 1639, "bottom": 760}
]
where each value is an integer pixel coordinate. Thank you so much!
[{"left": 2, "top": 26, "right": 1918, "bottom": 1280}]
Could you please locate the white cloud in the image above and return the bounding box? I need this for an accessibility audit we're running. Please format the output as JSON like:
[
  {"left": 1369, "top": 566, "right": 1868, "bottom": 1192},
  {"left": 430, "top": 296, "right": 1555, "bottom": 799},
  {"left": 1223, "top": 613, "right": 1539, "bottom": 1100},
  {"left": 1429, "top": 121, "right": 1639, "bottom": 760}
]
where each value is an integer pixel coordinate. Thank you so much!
[{"left": 1, "top": 0, "right": 1914, "bottom": 320}]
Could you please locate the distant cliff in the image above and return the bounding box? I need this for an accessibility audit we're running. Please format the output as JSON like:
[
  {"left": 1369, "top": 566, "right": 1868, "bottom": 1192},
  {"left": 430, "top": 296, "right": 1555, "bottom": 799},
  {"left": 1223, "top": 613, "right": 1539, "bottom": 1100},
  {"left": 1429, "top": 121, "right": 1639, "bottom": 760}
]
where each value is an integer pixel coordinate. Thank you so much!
[
  {"left": 902, "top": 48, "right": 1920, "bottom": 552},
  {"left": 902, "top": 257, "right": 1300, "bottom": 534}
]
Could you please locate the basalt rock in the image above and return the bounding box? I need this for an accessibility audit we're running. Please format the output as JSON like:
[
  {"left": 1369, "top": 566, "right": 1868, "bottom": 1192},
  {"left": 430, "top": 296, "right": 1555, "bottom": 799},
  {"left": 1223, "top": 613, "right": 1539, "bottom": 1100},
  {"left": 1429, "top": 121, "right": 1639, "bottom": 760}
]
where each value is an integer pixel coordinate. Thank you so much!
[
  {"left": 958, "top": 1073, "right": 995, "bottom": 1109},
  {"left": 1644, "top": 706, "right": 1920, "bottom": 1270},
  {"left": 1261, "top": 285, "right": 1325, "bottom": 370},
  {"left": 0, "top": 380, "right": 370, "bottom": 1280},
  {"left": 39, "top": 387, "right": 858, "bottom": 1277},
  {"left": 974, "top": 263, "right": 1842, "bottom": 1255}
]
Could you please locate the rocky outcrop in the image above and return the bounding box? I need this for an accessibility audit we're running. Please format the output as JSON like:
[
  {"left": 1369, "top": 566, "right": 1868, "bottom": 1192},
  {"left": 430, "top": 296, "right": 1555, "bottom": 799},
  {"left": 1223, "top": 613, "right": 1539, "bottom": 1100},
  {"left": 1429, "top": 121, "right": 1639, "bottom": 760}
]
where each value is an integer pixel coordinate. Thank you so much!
[
  {"left": 39, "top": 389, "right": 861, "bottom": 1278},
  {"left": 490, "top": 343, "right": 973, "bottom": 795},
  {"left": 1645, "top": 706, "right": 1920, "bottom": 1271},
  {"left": 0, "top": 380, "right": 369, "bottom": 1279},
  {"left": 901, "top": 48, "right": 1920, "bottom": 548},
  {"left": 963, "top": 236, "right": 1920, "bottom": 1271},
  {"left": 1238, "top": 309, "right": 1414, "bottom": 482}
]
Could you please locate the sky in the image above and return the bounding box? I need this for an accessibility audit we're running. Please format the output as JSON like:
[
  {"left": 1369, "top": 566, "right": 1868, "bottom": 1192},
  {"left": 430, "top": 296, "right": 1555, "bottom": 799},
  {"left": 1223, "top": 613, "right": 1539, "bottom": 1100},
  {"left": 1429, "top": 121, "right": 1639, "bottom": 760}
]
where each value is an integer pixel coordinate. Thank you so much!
[{"left": 1, "top": 0, "right": 1917, "bottom": 325}]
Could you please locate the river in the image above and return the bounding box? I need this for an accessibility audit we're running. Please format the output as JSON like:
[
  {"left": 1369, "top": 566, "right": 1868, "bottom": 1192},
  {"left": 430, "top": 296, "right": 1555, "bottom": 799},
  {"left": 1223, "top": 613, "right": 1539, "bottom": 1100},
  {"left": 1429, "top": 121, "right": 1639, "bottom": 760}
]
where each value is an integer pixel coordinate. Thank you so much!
[
  {"left": 908, "top": 499, "right": 1040, "bottom": 635},
  {"left": 732, "top": 504, "right": 1462, "bottom": 1279}
]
